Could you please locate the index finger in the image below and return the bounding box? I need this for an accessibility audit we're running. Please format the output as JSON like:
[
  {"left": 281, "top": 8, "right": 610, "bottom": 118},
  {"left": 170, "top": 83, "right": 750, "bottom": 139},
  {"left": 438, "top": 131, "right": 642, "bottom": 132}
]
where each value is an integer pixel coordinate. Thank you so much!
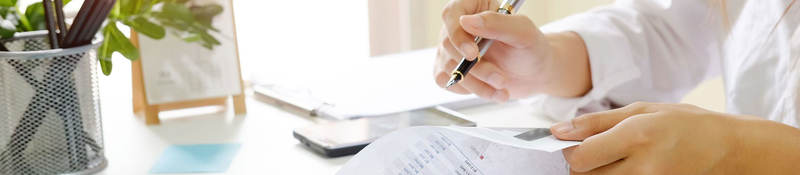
[
  {"left": 441, "top": 0, "right": 499, "bottom": 59},
  {"left": 552, "top": 102, "right": 661, "bottom": 141}
]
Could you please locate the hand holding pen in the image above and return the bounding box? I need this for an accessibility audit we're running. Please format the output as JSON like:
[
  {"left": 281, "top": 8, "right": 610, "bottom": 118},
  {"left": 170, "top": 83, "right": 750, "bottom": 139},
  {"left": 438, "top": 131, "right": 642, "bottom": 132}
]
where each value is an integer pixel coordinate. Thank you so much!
[
  {"left": 435, "top": 0, "right": 588, "bottom": 101},
  {"left": 445, "top": 0, "right": 526, "bottom": 89}
]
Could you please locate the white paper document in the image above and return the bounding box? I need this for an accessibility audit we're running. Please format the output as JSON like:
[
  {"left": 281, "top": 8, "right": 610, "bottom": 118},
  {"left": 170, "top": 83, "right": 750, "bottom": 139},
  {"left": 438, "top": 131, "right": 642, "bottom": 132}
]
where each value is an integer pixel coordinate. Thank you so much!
[
  {"left": 311, "top": 49, "right": 477, "bottom": 118},
  {"left": 254, "top": 49, "right": 482, "bottom": 119},
  {"left": 338, "top": 126, "right": 581, "bottom": 175}
]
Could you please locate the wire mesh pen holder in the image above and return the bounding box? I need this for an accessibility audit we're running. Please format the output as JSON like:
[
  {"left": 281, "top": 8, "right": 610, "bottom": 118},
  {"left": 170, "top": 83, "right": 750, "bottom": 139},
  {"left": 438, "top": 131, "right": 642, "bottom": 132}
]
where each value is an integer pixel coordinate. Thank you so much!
[{"left": 0, "top": 31, "right": 106, "bottom": 175}]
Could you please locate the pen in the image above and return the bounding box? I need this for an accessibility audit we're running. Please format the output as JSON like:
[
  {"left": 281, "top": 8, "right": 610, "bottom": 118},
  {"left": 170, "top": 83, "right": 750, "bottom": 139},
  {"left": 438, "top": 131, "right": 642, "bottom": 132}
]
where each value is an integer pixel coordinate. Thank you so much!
[
  {"left": 54, "top": 0, "right": 68, "bottom": 45},
  {"left": 63, "top": 0, "right": 97, "bottom": 47},
  {"left": 77, "top": 0, "right": 115, "bottom": 46},
  {"left": 43, "top": 0, "right": 59, "bottom": 48},
  {"left": 446, "top": 0, "right": 526, "bottom": 88}
]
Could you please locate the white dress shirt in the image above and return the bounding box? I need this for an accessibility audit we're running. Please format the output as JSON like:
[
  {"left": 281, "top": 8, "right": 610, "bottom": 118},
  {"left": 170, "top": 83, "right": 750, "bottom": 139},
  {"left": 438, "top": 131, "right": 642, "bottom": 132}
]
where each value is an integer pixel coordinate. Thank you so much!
[{"left": 533, "top": 0, "right": 800, "bottom": 127}]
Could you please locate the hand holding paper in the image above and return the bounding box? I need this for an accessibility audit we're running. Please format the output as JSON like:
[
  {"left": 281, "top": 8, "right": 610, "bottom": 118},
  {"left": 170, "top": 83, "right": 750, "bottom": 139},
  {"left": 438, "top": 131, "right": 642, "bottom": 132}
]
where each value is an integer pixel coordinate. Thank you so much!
[{"left": 551, "top": 102, "right": 800, "bottom": 174}]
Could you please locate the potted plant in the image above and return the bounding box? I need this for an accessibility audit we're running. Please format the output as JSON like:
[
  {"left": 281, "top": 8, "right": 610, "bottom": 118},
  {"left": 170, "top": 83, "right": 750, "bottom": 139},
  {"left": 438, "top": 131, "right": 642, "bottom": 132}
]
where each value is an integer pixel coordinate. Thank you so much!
[{"left": 0, "top": 0, "right": 224, "bottom": 174}]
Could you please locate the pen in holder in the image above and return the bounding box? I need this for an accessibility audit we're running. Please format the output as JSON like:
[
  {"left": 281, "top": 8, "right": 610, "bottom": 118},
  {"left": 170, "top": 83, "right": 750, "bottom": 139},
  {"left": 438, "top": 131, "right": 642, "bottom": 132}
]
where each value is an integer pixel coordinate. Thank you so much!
[{"left": 0, "top": 31, "right": 106, "bottom": 175}]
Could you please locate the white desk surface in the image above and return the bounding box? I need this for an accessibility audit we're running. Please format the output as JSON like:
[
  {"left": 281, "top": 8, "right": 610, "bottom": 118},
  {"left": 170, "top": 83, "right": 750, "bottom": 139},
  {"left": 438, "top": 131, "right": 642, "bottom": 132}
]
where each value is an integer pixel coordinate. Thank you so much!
[{"left": 94, "top": 61, "right": 559, "bottom": 175}]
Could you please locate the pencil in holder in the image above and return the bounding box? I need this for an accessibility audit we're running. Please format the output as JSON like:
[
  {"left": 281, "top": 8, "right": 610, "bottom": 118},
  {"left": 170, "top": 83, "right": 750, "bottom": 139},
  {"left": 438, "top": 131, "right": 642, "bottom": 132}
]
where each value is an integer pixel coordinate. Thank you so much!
[{"left": 0, "top": 31, "right": 106, "bottom": 175}]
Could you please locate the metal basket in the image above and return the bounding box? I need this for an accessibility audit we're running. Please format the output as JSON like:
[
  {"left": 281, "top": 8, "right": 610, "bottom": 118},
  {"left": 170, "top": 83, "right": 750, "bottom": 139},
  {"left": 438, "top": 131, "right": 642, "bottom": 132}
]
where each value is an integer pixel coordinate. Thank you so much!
[{"left": 0, "top": 31, "right": 106, "bottom": 175}]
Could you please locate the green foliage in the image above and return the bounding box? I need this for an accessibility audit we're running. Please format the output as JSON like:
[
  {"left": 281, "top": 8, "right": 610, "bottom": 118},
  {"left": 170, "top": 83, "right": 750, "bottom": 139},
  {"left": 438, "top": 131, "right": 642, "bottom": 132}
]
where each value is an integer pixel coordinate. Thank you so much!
[
  {"left": 0, "top": 0, "right": 224, "bottom": 75},
  {"left": 24, "top": 2, "right": 46, "bottom": 31},
  {"left": 99, "top": 22, "right": 139, "bottom": 75},
  {"left": 0, "top": 0, "right": 16, "bottom": 7},
  {"left": 0, "top": 0, "right": 70, "bottom": 35},
  {"left": 0, "top": 7, "right": 19, "bottom": 38},
  {"left": 149, "top": 1, "right": 221, "bottom": 49},
  {"left": 104, "top": 0, "right": 224, "bottom": 75}
]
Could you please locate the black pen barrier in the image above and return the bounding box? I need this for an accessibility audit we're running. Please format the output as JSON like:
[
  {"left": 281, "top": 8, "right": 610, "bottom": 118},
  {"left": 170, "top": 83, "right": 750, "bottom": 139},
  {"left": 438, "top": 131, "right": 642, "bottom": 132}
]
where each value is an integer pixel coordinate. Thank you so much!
[{"left": 0, "top": 31, "right": 106, "bottom": 174}]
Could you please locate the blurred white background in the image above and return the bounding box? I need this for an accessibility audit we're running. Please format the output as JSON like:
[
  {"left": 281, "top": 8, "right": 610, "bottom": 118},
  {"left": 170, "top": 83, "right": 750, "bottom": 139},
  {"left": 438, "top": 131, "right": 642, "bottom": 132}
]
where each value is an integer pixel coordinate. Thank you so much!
[
  {"left": 233, "top": 0, "right": 724, "bottom": 112},
  {"left": 233, "top": 0, "right": 370, "bottom": 87},
  {"left": 27, "top": 0, "right": 722, "bottom": 112},
  {"left": 235, "top": 0, "right": 620, "bottom": 86}
]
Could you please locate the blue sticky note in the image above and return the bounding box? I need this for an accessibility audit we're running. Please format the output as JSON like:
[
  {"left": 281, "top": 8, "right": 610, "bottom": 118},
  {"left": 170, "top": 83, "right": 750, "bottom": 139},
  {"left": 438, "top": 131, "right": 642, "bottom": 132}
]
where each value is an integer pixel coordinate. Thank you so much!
[{"left": 150, "top": 144, "right": 242, "bottom": 174}]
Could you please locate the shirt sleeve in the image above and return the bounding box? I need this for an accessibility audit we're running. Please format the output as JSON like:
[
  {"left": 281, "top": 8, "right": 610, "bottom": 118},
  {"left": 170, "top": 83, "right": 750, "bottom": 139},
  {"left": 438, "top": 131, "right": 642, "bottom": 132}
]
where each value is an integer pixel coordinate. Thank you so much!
[{"left": 529, "top": 0, "right": 725, "bottom": 121}]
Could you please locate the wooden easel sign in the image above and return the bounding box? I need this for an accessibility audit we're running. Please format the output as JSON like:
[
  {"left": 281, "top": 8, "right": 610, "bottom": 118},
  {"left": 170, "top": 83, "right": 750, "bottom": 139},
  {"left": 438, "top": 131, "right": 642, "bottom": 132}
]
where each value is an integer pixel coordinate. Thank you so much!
[{"left": 132, "top": 0, "right": 246, "bottom": 125}]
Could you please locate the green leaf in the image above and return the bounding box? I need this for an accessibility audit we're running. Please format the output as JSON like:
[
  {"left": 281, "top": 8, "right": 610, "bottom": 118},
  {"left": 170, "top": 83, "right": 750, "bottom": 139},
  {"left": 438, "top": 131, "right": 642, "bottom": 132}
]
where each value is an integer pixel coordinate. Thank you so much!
[
  {"left": 98, "top": 25, "right": 114, "bottom": 75},
  {"left": 119, "top": 0, "right": 133, "bottom": 16},
  {"left": 198, "top": 31, "right": 219, "bottom": 49},
  {"left": 24, "top": 2, "right": 44, "bottom": 31},
  {"left": 181, "top": 34, "right": 199, "bottom": 42},
  {"left": 98, "top": 22, "right": 141, "bottom": 75},
  {"left": 0, "top": 14, "right": 17, "bottom": 38},
  {"left": 0, "top": 5, "right": 10, "bottom": 14},
  {"left": 127, "top": 16, "right": 164, "bottom": 39},
  {"left": 98, "top": 54, "right": 113, "bottom": 75},
  {"left": 118, "top": 0, "right": 143, "bottom": 17},
  {"left": 189, "top": 4, "right": 222, "bottom": 27},
  {"left": 0, "top": 7, "right": 18, "bottom": 38},
  {"left": 153, "top": 16, "right": 188, "bottom": 30},
  {"left": 15, "top": 1, "right": 30, "bottom": 31},
  {"left": 0, "top": 0, "right": 16, "bottom": 7},
  {"left": 139, "top": 0, "right": 157, "bottom": 14},
  {"left": 109, "top": 0, "right": 120, "bottom": 19},
  {"left": 0, "top": 25, "right": 14, "bottom": 38},
  {"left": 107, "top": 22, "right": 139, "bottom": 60},
  {"left": 161, "top": 2, "right": 193, "bottom": 23},
  {"left": 99, "top": 23, "right": 138, "bottom": 59}
]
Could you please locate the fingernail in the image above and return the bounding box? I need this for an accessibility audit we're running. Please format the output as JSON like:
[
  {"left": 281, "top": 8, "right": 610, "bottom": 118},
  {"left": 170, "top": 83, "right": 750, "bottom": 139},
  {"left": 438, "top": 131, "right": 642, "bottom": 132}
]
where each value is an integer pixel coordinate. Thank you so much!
[
  {"left": 487, "top": 73, "right": 505, "bottom": 88},
  {"left": 461, "top": 43, "right": 477, "bottom": 58},
  {"left": 491, "top": 90, "right": 507, "bottom": 102},
  {"left": 461, "top": 15, "right": 484, "bottom": 28},
  {"left": 552, "top": 121, "right": 574, "bottom": 134}
]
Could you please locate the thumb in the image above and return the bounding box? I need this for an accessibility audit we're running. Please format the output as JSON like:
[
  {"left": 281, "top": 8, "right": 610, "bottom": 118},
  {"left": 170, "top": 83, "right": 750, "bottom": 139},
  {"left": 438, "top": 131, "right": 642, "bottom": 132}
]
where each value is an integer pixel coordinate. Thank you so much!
[
  {"left": 459, "top": 11, "right": 539, "bottom": 48},
  {"left": 550, "top": 103, "right": 659, "bottom": 141}
]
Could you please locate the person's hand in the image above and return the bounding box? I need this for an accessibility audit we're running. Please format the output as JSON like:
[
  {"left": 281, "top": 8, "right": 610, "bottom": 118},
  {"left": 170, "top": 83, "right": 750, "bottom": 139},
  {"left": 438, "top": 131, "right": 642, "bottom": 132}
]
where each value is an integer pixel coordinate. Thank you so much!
[
  {"left": 550, "top": 102, "right": 800, "bottom": 174},
  {"left": 434, "top": 0, "right": 559, "bottom": 102}
]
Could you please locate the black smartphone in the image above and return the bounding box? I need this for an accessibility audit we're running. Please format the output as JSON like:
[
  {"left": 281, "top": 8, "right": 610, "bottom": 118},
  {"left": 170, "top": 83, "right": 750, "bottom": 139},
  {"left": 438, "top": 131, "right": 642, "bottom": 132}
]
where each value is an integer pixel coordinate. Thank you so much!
[{"left": 293, "top": 107, "right": 475, "bottom": 157}]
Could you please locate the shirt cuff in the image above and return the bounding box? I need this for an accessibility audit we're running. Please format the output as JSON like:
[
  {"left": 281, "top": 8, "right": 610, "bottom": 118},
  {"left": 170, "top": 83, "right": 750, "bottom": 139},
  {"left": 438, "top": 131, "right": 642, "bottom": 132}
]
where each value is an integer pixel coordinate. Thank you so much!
[{"left": 529, "top": 13, "right": 642, "bottom": 121}]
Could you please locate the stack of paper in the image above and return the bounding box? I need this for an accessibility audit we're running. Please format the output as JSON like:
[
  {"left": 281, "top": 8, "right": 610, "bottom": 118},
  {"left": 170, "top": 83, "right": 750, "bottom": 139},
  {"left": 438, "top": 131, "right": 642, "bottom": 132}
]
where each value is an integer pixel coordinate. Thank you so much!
[{"left": 338, "top": 126, "right": 580, "bottom": 175}]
